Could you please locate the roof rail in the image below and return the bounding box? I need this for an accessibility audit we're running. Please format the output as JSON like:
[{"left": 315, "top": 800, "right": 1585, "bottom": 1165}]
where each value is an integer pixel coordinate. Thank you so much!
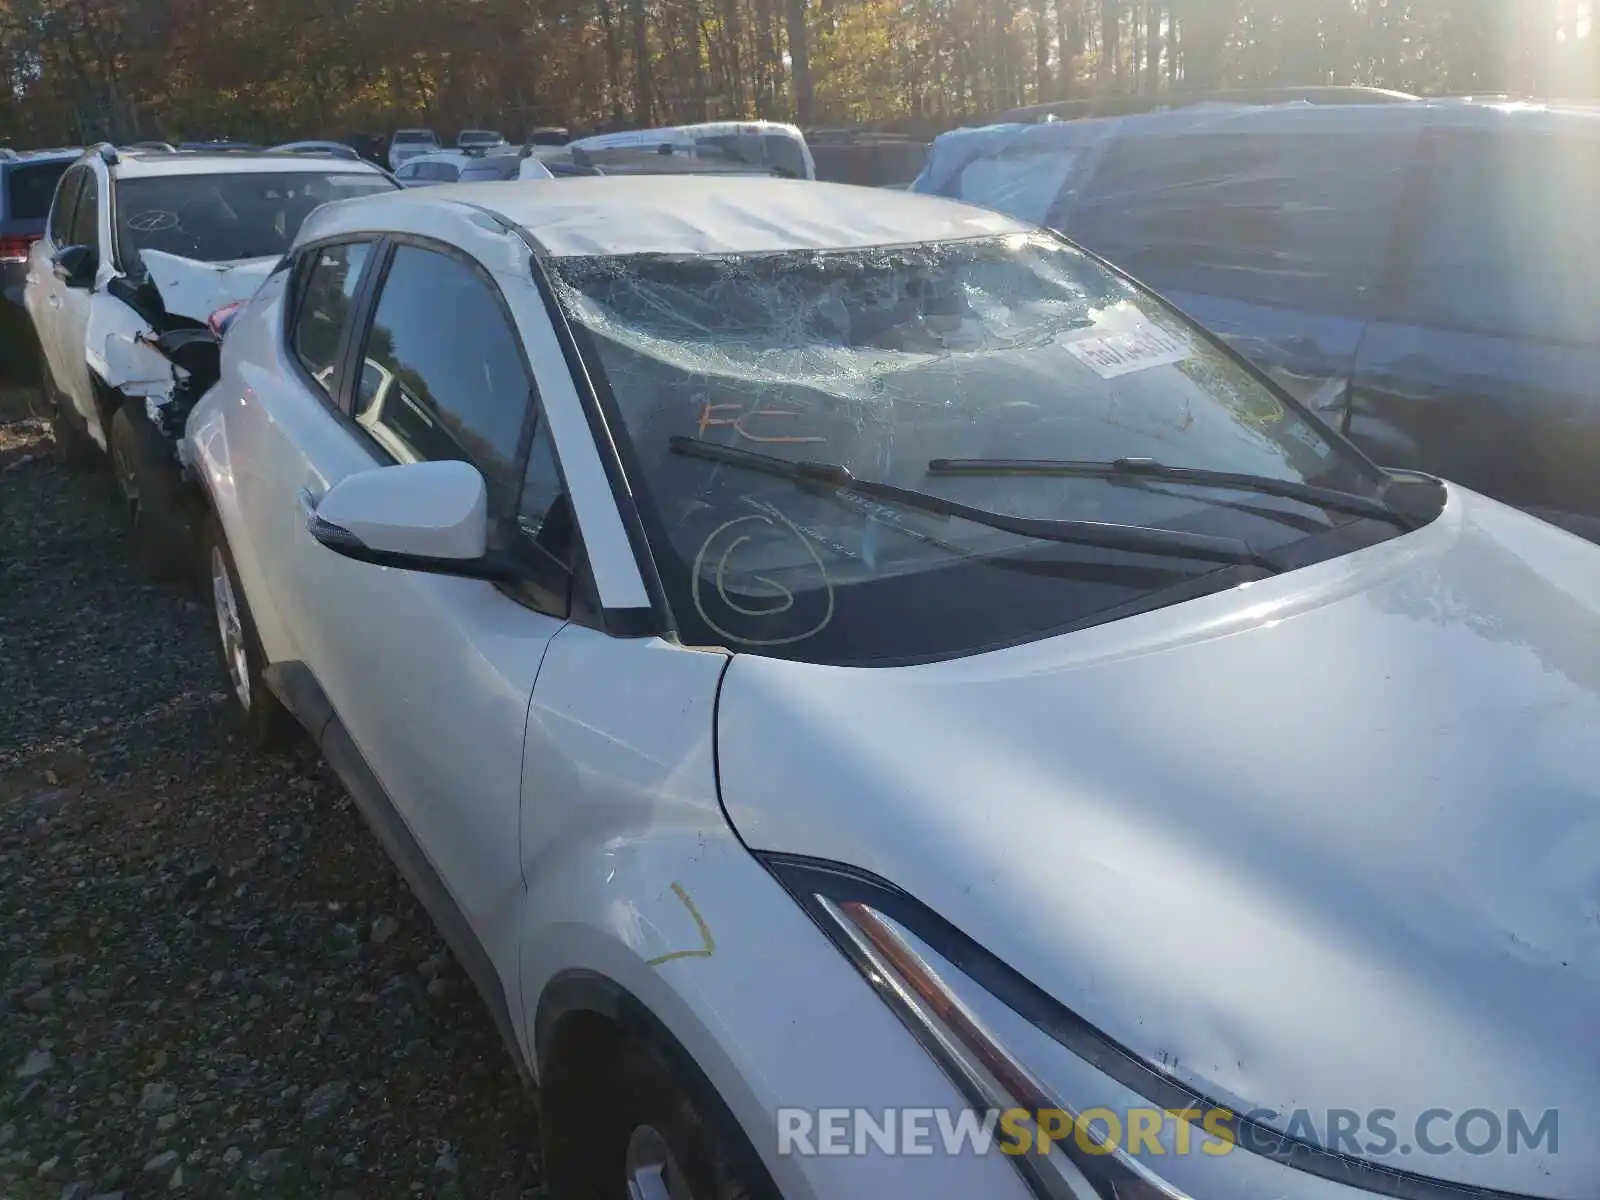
[{"left": 91, "top": 142, "right": 120, "bottom": 166}]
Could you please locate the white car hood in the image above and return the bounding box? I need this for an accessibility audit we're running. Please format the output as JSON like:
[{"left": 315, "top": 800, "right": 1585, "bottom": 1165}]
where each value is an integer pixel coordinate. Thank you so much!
[
  {"left": 717, "top": 487, "right": 1600, "bottom": 1196},
  {"left": 140, "top": 250, "right": 279, "bottom": 324}
]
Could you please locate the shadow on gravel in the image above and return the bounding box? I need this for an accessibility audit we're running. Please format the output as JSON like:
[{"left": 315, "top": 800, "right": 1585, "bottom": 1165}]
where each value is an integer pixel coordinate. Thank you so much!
[{"left": 0, "top": 386, "right": 543, "bottom": 1198}]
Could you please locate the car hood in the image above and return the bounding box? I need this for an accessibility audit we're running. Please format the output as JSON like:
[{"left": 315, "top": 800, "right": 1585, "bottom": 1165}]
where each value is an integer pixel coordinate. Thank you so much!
[
  {"left": 716, "top": 486, "right": 1600, "bottom": 1196},
  {"left": 140, "top": 250, "right": 279, "bottom": 325}
]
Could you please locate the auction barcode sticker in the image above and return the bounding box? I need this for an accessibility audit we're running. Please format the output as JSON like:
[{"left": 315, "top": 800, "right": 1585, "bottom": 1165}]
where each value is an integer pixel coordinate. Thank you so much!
[{"left": 1066, "top": 325, "right": 1191, "bottom": 379}]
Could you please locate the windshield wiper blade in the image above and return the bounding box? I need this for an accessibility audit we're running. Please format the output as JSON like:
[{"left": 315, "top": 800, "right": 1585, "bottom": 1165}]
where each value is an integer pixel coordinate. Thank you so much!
[
  {"left": 926, "top": 456, "right": 1415, "bottom": 530},
  {"left": 669, "top": 437, "right": 1276, "bottom": 570}
]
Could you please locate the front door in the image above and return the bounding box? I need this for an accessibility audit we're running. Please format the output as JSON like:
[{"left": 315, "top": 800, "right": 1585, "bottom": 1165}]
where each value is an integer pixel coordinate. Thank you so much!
[
  {"left": 27, "top": 166, "right": 85, "bottom": 412},
  {"left": 287, "top": 237, "right": 574, "bottom": 963},
  {"left": 56, "top": 167, "right": 103, "bottom": 442}
]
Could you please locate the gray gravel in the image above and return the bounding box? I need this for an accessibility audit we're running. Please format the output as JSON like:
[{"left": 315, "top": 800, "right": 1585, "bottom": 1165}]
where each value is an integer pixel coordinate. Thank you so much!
[{"left": 0, "top": 387, "right": 542, "bottom": 1197}]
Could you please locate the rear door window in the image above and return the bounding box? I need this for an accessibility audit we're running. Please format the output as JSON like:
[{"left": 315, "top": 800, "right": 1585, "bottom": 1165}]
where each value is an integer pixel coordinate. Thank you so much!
[
  {"left": 68, "top": 173, "right": 100, "bottom": 249},
  {"left": 6, "top": 159, "right": 73, "bottom": 225},
  {"left": 1070, "top": 131, "right": 1415, "bottom": 314},
  {"left": 47, "top": 167, "right": 86, "bottom": 244},
  {"left": 1393, "top": 131, "right": 1600, "bottom": 346},
  {"left": 290, "top": 241, "right": 374, "bottom": 398}
]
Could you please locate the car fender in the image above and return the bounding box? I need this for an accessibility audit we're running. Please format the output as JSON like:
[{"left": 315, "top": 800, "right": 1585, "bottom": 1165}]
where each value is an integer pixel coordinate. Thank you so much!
[
  {"left": 518, "top": 626, "right": 1029, "bottom": 1200},
  {"left": 89, "top": 296, "right": 180, "bottom": 398}
]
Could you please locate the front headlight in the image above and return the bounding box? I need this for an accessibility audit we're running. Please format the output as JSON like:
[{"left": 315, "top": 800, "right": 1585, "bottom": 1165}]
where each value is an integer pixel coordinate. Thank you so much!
[
  {"left": 761, "top": 854, "right": 1522, "bottom": 1200},
  {"left": 763, "top": 853, "right": 1190, "bottom": 1200}
]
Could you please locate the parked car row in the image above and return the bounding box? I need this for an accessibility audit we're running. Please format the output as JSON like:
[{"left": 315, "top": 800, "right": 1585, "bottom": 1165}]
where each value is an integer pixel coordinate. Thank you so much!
[
  {"left": 12, "top": 111, "right": 1598, "bottom": 1200},
  {"left": 913, "top": 96, "right": 1600, "bottom": 541}
]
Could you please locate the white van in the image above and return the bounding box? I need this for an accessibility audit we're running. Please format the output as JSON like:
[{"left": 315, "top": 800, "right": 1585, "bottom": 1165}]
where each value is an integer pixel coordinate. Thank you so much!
[{"left": 565, "top": 120, "right": 816, "bottom": 180}]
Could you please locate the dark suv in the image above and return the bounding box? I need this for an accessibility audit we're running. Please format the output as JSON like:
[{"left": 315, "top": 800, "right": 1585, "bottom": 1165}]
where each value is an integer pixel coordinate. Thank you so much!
[
  {"left": 2, "top": 149, "right": 79, "bottom": 376},
  {"left": 914, "top": 100, "right": 1600, "bottom": 541}
]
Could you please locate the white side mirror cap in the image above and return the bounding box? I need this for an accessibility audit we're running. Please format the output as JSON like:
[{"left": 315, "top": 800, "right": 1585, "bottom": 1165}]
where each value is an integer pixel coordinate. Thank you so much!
[{"left": 314, "top": 460, "right": 488, "bottom": 561}]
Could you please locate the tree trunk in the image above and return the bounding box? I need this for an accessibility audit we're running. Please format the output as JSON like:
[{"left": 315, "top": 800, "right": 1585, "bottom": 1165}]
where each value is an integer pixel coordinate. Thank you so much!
[
  {"left": 628, "top": 0, "right": 654, "bottom": 124},
  {"left": 1145, "top": 0, "right": 1161, "bottom": 92},
  {"left": 596, "top": 0, "right": 627, "bottom": 123},
  {"left": 754, "top": 0, "right": 782, "bottom": 117},
  {"left": 720, "top": 0, "right": 748, "bottom": 116},
  {"left": 1035, "top": 0, "right": 1052, "bottom": 101},
  {"left": 786, "top": 0, "right": 813, "bottom": 122},
  {"left": 1056, "top": 0, "right": 1084, "bottom": 96},
  {"left": 1100, "top": 0, "right": 1121, "bottom": 85},
  {"left": 1167, "top": 4, "right": 1180, "bottom": 84}
]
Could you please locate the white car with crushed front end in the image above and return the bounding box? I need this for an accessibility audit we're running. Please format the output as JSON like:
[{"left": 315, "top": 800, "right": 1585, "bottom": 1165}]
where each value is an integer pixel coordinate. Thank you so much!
[
  {"left": 21, "top": 144, "right": 396, "bottom": 577},
  {"left": 183, "top": 176, "right": 1597, "bottom": 1200}
]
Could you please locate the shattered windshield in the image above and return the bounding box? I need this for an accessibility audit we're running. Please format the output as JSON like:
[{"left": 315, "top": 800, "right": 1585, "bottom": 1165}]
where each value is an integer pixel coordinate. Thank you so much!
[
  {"left": 114, "top": 172, "right": 396, "bottom": 272},
  {"left": 548, "top": 233, "right": 1396, "bottom": 665}
]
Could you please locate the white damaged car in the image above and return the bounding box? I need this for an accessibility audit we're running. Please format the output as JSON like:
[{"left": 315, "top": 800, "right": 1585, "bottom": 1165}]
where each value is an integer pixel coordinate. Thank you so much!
[
  {"left": 186, "top": 177, "right": 1595, "bottom": 1200},
  {"left": 22, "top": 144, "right": 396, "bottom": 577}
]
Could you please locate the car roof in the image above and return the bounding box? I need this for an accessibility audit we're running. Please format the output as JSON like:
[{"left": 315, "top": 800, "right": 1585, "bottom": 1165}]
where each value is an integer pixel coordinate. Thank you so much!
[
  {"left": 403, "top": 150, "right": 472, "bottom": 165},
  {"left": 302, "top": 175, "right": 1031, "bottom": 256},
  {"left": 1, "top": 148, "right": 83, "bottom": 168},
  {"left": 105, "top": 150, "right": 390, "bottom": 178},
  {"left": 936, "top": 95, "right": 1600, "bottom": 153}
]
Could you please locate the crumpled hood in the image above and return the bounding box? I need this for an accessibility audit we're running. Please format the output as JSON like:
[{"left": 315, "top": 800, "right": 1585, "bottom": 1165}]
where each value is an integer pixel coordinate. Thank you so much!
[
  {"left": 140, "top": 250, "right": 279, "bottom": 324},
  {"left": 716, "top": 487, "right": 1600, "bottom": 1196}
]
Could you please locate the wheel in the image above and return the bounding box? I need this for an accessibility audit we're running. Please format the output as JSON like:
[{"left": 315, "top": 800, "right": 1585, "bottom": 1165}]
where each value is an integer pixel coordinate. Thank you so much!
[
  {"left": 543, "top": 1035, "right": 778, "bottom": 1200},
  {"left": 109, "top": 404, "right": 200, "bottom": 583},
  {"left": 45, "top": 370, "right": 101, "bottom": 469},
  {"left": 201, "top": 514, "right": 294, "bottom": 750}
]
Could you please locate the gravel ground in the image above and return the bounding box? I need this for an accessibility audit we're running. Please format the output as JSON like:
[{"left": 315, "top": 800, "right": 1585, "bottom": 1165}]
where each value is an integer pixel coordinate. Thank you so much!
[{"left": 0, "top": 384, "right": 542, "bottom": 1198}]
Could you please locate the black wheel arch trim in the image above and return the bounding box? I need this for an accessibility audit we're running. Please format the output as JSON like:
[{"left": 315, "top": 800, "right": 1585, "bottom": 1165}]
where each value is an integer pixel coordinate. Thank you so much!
[
  {"left": 760, "top": 853, "right": 1552, "bottom": 1200},
  {"left": 534, "top": 968, "right": 782, "bottom": 1198}
]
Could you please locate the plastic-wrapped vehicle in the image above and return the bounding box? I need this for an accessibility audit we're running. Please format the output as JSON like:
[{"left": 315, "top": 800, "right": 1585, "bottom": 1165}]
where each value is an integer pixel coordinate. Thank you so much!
[
  {"left": 22, "top": 145, "right": 398, "bottom": 577},
  {"left": 914, "top": 99, "right": 1600, "bottom": 541},
  {"left": 567, "top": 120, "right": 817, "bottom": 179}
]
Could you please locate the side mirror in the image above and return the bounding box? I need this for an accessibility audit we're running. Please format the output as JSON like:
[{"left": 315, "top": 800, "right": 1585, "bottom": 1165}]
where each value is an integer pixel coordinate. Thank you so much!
[
  {"left": 306, "top": 460, "right": 520, "bottom": 582},
  {"left": 52, "top": 244, "right": 97, "bottom": 289}
]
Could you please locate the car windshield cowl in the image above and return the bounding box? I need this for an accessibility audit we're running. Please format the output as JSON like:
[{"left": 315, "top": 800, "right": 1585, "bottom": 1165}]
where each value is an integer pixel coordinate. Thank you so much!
[{"left": 548, "top": 233, "right": 1420, "bottom": 665}]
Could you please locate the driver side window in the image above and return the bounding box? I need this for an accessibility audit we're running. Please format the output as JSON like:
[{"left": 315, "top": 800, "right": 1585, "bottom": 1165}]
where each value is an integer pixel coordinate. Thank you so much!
[{"left": 351, "top": 243, "right": 531, "bottom": 510}]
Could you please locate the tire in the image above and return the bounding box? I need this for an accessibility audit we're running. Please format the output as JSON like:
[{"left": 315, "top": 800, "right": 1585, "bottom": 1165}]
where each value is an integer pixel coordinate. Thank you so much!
[
  {"left": 201, "top": 514, "right": 294, "bottom": 751},
  {"left": 110, "top": 404, "right": 200, "bottom": 584},
  {"left": 543, "top": 1034, "right": 778, "bottom": 1200},
  {"left": 45, "top": 370, "right": 102, "bottom": 469}
]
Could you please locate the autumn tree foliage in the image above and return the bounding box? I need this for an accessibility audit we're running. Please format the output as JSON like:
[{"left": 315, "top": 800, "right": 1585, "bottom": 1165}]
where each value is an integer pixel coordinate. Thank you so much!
[{"left": 0, "top": 0, "right": 1591, "bottom": 145}]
